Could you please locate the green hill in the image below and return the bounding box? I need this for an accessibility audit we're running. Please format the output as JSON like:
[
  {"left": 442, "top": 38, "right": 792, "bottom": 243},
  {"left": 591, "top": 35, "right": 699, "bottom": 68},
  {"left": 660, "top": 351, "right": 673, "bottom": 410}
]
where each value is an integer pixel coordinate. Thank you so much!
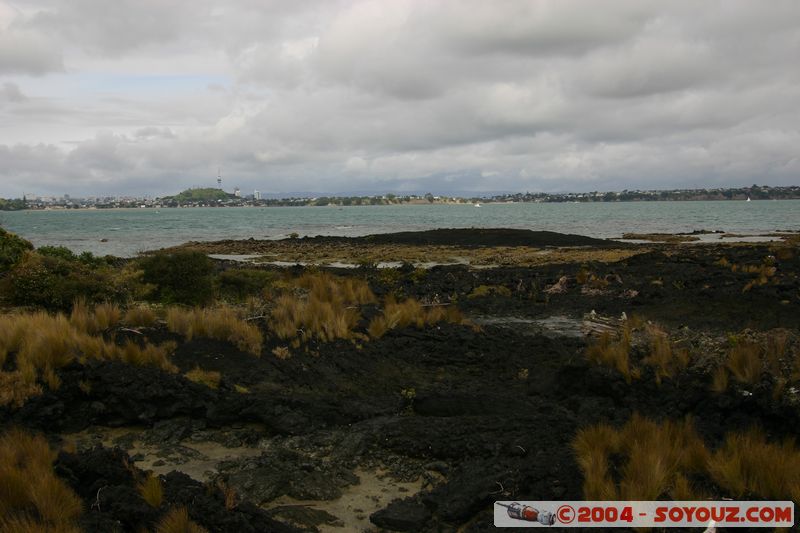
[{"left": 168, "top": 188, "right": 234, "bottom": 202}]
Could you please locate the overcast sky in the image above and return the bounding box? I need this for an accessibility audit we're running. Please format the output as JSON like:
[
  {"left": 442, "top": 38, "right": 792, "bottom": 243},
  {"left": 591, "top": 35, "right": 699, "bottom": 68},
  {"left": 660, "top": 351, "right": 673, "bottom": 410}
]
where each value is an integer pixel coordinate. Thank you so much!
[{"left": 0, "top": 0, "right": 798, "bottom": 197}]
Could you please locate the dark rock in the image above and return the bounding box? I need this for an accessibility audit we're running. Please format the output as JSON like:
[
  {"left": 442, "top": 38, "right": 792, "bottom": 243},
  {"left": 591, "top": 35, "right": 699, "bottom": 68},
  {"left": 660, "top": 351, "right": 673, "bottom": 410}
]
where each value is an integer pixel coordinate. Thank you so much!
[{"left": 370, "top": 498, "right": 432, "bottom": 531}]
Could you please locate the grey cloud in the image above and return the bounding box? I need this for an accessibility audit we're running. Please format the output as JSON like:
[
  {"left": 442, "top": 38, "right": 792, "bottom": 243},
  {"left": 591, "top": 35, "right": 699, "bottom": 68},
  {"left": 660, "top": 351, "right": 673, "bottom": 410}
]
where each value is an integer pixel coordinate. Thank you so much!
[
  {"left": 0, "top": 81, "right": 27, "bottom": 102},
  {"left": 0, "top": 27, "right": 62, "bottom": 74},
  {"left": 0, "top": 0, "right": 798, "bottom": 197}
]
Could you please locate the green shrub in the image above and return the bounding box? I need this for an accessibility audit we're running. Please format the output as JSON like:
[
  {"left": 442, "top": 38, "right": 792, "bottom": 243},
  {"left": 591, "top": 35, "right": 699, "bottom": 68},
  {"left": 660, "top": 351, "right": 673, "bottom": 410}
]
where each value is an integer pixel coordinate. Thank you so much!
[
  {"left": 2, "top": 252, "right": 126, "bottom": 310},
  {"left": 37, "top": 245, "right": 78, "bottom": 262},
  {"left": 139, "top": 251, "right": 214, "bottom": 305},
  {"left": 217, "top": 268, "right": 275, "bottom": 301},
  {"left": 0, "top": 227, "right": 33, "bottom": 273}
]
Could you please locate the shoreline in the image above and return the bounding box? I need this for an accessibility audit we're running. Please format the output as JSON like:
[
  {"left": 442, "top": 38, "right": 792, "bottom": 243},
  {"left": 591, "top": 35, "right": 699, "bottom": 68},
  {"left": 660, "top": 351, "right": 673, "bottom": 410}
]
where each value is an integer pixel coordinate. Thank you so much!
[{"left": 5, "top": 195, "right": 800, "bottom": 212}]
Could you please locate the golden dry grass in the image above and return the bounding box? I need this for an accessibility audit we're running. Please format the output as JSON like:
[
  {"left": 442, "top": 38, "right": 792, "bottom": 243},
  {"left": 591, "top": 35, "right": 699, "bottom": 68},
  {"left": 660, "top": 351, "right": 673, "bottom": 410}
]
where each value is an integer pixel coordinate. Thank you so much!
[
  {"left": 117, "top": 341, "right": 178, "bottom": 373},
  {"left": 271, "top": 346, "right": 291, "bottom": 360},
  {"left": 0, "top": 310, "right": 179, "bottom": 407},
  {"left": 123, "top": 305, "right": 158, "bottom": 327},
  {"left": 367, "top": 298, "right": 463, "bottom": 339},
  {"left": 155, "top": 507, "right": 208, "bottom": 533},
  {"left": 184, "top": 367, "right": 221, "bottom": 389},
  {"left": 268, "top": 273, "right": 371, "bottom": 343},
  {"left": 573, "top": 414, "right": 708, "bottom": 501},
  {"left": 295, "top": 271, "right": 376, "bottom": 306},
  {"left": 69, "top": 299, "right": 121, "bottom": 335},
  {"left": 572, "top": 423, "right": 621, "bottom": 500},
  {"left": 0, "top": 428, "right": 83, "bottom": 529},
  {"left": 708, "top": 427, "right": 800, "bottom": 501},
  {"left": 575, "top": 415, "right": 800, "bottom": 502},
  {"left": 711, "top": 365, "right": 729, "bottom": 393},
  {"left": 726, "top": 342, "right": 763, "bottom": 385},
  {"left": 641, "top": 326, "right": 689, "bottom": 385},
  {"left": 585, "top": 328, "right": 634, "bottom": 382},
  {"left": 0, "top": 372, "right": 44, "bottom": 409},
  {"left": 137, "top": 472, "right": 163, "bottom": 508},
  {"left": 166, "top": 306, "right": 263, "bottom": 356}
]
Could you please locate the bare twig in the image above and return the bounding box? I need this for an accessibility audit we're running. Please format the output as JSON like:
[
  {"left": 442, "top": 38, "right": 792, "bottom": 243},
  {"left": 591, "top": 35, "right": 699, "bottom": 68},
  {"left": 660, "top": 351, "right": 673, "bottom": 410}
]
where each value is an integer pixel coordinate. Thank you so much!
[{"left": 91, "top": 486, "right": 106, "bottom": 512}]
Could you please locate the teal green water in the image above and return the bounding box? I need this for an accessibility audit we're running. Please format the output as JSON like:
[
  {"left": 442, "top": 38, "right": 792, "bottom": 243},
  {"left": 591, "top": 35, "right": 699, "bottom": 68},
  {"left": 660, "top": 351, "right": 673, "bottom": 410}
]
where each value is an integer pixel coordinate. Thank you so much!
[{"left": 1, "top": 200, "right": 797, "bottom": 257}]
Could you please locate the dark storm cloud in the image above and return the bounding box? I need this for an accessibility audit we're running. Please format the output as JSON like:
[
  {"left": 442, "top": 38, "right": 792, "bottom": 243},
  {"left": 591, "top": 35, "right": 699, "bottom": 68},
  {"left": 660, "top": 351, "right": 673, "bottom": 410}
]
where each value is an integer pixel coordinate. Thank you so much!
[{"left": 0, "top": 0, "right": 798, "bottom": 197}]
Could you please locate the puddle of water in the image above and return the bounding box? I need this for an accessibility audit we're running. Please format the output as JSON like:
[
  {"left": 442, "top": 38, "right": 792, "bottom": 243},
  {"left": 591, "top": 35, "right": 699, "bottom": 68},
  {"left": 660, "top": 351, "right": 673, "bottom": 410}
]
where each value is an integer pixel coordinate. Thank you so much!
[
  {"left": 209, "top": 254, "right": 262, "bottom": 261},
  {"left": 473, "top": 315, "right": 585, "bottom": 338},
  {"left": 265, "top": 468, "right": 423, "bottom": 533}
]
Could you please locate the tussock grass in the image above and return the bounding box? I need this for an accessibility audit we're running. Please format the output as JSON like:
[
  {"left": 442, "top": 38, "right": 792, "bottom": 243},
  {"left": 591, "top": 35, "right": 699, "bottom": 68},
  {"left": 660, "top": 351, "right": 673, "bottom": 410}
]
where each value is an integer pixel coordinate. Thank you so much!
[
  {"left": 268, "top": 272, "right": 464, "bottom": 343},
  {"left": 155, "top": 507, "right": 208, "bottom": 533},
  {"left": 166, "top": 306, "right": 263, "bottom": 356},
  {"left": 117, "top": 341, "right": 178, "bottom": 373},
  {"left": 69, "top": 299, "right": 121, "bottom": 334},
  {"left": 271, "top": 346, "right": 291, "bottom": 360},
  {"left": 0, "top": 311, "right": 178, "bottom": 407},
  {"left": 641, "top": 325, "right": 689, "bottom": 385},
  {"left": 0, "top": 428, "right": 83, "bottom": 529},
  {"left": 295, "top": 271, "right": 377, "bottom": 306},
  {"left": 367, "top": 297, "right": 463, "bottom": 339},
  {"left": 573, "top": 423, "right": 620, "bottom": 500},
  {"left": 138, "top": 472, "right": 163, "bottom": 508},
  {"left": 575, "top": 415, "right": 800, "bottom": 502},
  {"left": 711, "top": 365, "right": 729, "bottom": 392},
  {"left": 269, "top": 272, "right": 372, "bottom": 342},
  {"left": 573, "top": 414, "right": 707, "bottom": 500},
  {"left": 184, "top": 366, "right": 221, "bottom": 389},
  {"left": 124, "top": 305, "right": 158, "bottom": 327},
  {"left": 585, "top": 329, "right": 633, "bottom": 382},
  {"left": 726, "top": 342, "right": 763, "bottom": 385},
  {"left": 708, "top": 427, "right": 800, "bottom": 501},
  {"left": 0, "top": 372, "right": 44, "bottom": 408}
]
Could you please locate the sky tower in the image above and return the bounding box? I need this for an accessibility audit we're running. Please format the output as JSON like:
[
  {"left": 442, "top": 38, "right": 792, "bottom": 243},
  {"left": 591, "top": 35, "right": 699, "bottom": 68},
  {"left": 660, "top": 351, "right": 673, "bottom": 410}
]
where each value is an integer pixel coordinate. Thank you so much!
[{"left": 216, "top": 168, "right": 222, "bottom": 189}]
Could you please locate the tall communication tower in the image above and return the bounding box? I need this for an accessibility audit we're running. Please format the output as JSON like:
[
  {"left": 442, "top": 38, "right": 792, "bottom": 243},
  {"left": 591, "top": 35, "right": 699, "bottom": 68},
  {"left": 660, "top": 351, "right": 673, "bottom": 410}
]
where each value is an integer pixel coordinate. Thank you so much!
[{"left": 217, "top": 168, "right": 222, "bottom": 189}]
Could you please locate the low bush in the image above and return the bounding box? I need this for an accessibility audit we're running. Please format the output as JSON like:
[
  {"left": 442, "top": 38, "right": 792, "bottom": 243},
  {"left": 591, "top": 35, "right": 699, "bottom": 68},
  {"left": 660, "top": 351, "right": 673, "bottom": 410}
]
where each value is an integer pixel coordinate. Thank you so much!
[
  {"left": 2, "top": 252, "right": 127, "bottom": 311},
  {"left": 0, "top": 227, "right": 33, "bottom": 272},
  {"left": 217, "top": 269, "right": 276, "bottom": 301},
  {"left": 139, "top": 251, "right": 215, "bottom": 306}
]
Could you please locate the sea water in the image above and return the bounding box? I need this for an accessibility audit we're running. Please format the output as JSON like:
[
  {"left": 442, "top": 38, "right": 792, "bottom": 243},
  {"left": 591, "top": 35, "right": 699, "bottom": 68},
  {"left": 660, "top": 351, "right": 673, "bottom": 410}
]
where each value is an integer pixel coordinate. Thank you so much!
[{"left": 1, "top": 200, "right": 798, "bottom": 257}]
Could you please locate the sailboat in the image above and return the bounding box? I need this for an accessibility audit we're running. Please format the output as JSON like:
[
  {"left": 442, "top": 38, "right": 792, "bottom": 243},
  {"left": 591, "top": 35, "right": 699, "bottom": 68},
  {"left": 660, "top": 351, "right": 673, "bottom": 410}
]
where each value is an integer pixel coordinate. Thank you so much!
[{"left": 746, "top": 196, "right": 751, "bottom": 202}]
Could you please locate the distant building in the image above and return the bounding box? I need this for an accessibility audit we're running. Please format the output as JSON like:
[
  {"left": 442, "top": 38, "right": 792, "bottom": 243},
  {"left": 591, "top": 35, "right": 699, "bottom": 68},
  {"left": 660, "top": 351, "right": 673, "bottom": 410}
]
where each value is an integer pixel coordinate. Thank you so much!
[
  {"left": 254, "top": 190, "right": 261, "bottom": 200},
  {"left": 234, "top": 187, "right": 241, "bottom": 197}
]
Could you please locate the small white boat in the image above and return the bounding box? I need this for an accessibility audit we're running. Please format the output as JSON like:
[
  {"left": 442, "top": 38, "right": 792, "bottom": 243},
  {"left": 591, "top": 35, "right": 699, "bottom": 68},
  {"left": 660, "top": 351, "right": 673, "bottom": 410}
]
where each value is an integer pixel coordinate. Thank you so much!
[
  {"left": 474, "top": 202, "right": 482, "bottom": 207},
  {"left": 746, "top": 197, "right": 751, "bottom": 202}
]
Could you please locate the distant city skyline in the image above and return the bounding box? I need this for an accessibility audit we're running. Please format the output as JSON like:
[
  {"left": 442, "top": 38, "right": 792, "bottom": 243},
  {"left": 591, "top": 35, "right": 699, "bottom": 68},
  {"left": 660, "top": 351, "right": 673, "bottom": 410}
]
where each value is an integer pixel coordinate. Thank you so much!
[{"left": 1, "top": 1, "right": 798, "bottom": 197}]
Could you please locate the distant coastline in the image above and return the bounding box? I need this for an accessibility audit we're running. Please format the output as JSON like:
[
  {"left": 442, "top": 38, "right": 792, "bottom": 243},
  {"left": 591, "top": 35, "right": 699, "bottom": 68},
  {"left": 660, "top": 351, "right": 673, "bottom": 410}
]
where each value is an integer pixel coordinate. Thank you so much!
[{"left": 2, "top": 184, "right": 798, "bottom": 211}]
